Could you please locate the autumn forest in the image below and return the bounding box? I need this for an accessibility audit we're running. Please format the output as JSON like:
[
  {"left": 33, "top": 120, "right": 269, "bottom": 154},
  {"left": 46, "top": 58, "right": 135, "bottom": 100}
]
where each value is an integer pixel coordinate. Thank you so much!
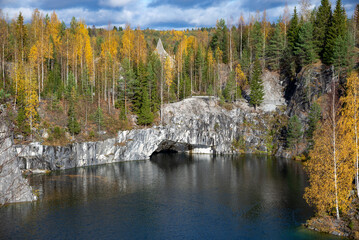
[{"left": 1, "top": 0, "right": 359, "bottom": 229}]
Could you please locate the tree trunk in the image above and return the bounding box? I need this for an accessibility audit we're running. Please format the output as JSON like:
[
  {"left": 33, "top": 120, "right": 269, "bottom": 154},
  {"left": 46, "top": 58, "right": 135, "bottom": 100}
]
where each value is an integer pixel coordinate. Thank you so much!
[
  {"left": 161, "top": 62, "right": 163, "bottom": 124},
  {"left": 332, "top": 70, "right": 340, "bottom": 220}
]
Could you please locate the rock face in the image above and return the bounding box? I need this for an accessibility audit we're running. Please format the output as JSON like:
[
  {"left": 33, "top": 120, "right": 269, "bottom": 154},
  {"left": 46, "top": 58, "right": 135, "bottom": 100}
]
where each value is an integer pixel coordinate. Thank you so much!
[
  {"left": 17, "top": 97, "right": 286, "bottom": 171},
  {"left": 287, "top": 63, "right": 333, "bottom": 119},
  {"left": 0, "top": 107, "right": 36, "bottom": 205}
]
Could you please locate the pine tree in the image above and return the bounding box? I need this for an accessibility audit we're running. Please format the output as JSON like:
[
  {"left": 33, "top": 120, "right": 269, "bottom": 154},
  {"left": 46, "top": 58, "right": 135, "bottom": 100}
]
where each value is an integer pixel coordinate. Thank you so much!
[
  {"left": 249, "top": 59, "right": 264, "bottom": 109},
  {"left": 267, "top": 23, "right": 285, "bottom": 71},
  {"left": 287, "top": 115, "right": 303, "bottom": 154},
  {"left": 323, "top": 0, "right": 347, "bottom": 65},
  {"left": 313, "top": 0, "right": 332, "bottom": 57},
  {"left": 294, "top": 22, "right": 316, "bottom": 68}
]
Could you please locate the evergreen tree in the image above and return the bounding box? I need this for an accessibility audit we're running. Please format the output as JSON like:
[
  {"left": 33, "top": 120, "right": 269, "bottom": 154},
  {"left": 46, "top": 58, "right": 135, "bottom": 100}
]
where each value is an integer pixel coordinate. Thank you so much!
[
  {"left": 251, "top": 21, "right": 264, "bottom": 60},
  {"left": 94, "top": 107, "right": 104, "bottom": 132},
  {"left": 313, "top": 0, "right": 332, "bottom": 58},
  {"left": 323, "top": 0, "right": 347, "bottom": 65},
  {"left": 287, "top": 115, "right": 303, "bottom": 154},
  {"left": 267, "top": 23, "right": 285, "bottom": 71},
  {"left": 249, "top": 59, "right": 264, "bottom": 109},
  {"left": 137, "top": 89, "right": 154, "bottom": 126},
  {"left": 294, "top": 22, "right": 316, "bottom": 68},
  {"left": 67, "top": 87, "right": 80, "bottom": 135},
  {"left": 287, "top": 7, "right": 300, "bottom": 52},
  {"left": 223, "top": 71, "right": 235, "bottom": 101},
  {"left": 307, "top": 102, "right": 322, "bottom": 143}
]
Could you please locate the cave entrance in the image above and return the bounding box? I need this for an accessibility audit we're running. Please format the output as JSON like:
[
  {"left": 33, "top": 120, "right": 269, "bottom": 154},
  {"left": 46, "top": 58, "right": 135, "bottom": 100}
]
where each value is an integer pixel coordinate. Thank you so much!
[{"left": 151, "top": 140, "right": 192, "bottom": 155}]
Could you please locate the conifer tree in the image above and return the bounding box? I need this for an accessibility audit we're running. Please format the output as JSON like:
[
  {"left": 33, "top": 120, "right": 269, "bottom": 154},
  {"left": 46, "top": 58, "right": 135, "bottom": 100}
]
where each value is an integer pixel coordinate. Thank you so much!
[
  {"left": 323, "top": 0, "right": 347, "bottom": 65},
  {"left": 287, "top": 115, "right": 303, "bottom": 154},
  {"left": 137, "top": 88, "right": 154, "bottom": 126},
  {"left": 294, "top": 22, "right": 316, "bottom": 68},
  {"left": 267, "top": 23, "right": 284, "bottom": 71},
  {"left": 249, "top": 59, "right": 264, "bottom": 109},
  {"left": 67, "top": 86, "right": 80, "bottom": 135},
  {"left": 287, "top": 7, "right": 300, "bottom": 52},
  {"left": 307, "top": 102, "right": 321, "bottom": 142},
  {"left": 313, "top": 0, "right": 332, "bottom": 57}
]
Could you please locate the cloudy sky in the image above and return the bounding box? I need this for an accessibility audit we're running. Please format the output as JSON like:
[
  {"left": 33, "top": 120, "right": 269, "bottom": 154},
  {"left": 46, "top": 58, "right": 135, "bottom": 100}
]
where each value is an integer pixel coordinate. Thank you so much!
[{"left": 0, "top": 0, "right": 357, "bottom": 29}]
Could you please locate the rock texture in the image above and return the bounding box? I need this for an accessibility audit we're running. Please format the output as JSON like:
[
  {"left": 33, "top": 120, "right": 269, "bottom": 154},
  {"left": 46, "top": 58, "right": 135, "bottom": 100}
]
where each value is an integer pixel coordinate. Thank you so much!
[
  {"left": 17, "top": 97, "right": 286, "bottom": 171},
  {"left": 0, "top": 107, "right": 36, "bottom": 205}
]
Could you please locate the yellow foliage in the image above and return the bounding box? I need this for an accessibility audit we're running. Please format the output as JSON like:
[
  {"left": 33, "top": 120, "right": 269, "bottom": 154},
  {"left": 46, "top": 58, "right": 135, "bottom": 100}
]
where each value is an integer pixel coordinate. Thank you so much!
[
  {"left": 120, "top": 24, "right": 134, "bottom": 62},
  {"left": 134, "top": 27, "right": 147, "bottom": 65},
  {"left": 164, "top": 56, "right": 173, "bottom": 87},
  {"left": 24, "top": 72, "right": 39, "bottom": 130},
  {"left": 304, "top": 119, "right": 353, "bottom": 216},
  {"left": 235, "top": 64, "right": 247, "bottom": 88}
]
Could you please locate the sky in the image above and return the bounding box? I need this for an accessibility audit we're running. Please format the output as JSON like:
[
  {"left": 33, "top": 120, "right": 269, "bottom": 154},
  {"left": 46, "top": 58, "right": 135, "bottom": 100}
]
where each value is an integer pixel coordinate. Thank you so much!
[{"left": 0, "top": 0, "right": 357, "bottom": 29}]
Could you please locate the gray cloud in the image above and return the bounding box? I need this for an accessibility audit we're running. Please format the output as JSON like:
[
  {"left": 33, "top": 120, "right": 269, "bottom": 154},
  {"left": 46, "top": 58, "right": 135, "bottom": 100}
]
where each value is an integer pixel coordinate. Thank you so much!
[{"left": 0, "top": 0, "right": 357, "bottom": 29}]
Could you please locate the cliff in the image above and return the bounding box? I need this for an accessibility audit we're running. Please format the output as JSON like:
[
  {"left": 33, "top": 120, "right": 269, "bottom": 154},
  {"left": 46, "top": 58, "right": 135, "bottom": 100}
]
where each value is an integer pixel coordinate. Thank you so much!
[
  {"left": 0, "top": 106, "right": 36, "bottom": 205},
  {"left": 16, "top": 96, "right": 287, "bottom": 171}
]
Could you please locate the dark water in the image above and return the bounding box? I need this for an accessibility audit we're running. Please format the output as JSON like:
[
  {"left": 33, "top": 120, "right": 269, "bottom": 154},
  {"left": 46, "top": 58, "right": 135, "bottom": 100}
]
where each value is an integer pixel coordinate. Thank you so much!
[{"left": 0, "top": 154, "right": 342, "bottom": 239}]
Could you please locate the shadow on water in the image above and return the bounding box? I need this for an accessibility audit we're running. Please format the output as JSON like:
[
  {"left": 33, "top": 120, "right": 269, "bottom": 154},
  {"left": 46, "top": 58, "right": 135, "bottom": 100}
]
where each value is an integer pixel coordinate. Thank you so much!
[{"left": 0, "top": 153, "right": 344, "bottom": 240}]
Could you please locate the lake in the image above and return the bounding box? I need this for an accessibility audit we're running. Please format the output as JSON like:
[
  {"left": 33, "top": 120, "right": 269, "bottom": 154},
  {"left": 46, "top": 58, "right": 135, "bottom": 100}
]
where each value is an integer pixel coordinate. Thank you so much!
[{"left": 0, "top": 154, "right": 342, "bottom": 239}]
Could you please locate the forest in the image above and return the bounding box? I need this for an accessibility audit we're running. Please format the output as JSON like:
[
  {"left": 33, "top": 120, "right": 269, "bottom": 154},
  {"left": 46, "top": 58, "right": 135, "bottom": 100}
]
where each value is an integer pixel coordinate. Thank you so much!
[{"left": 0, "top": 0, "right": 359, "bottom": 224}]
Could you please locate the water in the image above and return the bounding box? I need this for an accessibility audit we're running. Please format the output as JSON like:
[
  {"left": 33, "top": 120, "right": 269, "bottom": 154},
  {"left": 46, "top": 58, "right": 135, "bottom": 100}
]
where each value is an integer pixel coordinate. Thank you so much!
[{"left": 0, "top": 154, "right": 342, "bottom": 239}]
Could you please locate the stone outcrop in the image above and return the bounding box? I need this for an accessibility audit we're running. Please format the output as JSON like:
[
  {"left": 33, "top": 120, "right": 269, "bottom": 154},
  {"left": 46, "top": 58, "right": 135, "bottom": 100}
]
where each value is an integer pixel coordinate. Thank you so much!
[
  {"left": 0, "top": 107, "right": 36, "bottom": 205},
  {"left": 17, "top": 97, "right": 286, "bottom": 171}
]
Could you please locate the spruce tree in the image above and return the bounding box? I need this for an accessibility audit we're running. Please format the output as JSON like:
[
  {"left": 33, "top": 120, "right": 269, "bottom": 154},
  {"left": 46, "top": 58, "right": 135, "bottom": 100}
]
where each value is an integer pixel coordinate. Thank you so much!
[
  {"left": 67, "top": 87, "right": 80, "bottom": 135},
  {"left": 307, "top": 102, "right": 321, "bottom": 144},
  {"left": 137, "top": 89, "right": 154, "bottom": 126},
  {"left": 251, "top": 21, "right": 264, "bottom": 60},
  {"left": 294, "top": 22, "right": 316, "bottom": 68},
  {"left": 313, "top": 0, "right": 332, "bottom": 58},
  {"left": 249, "top": 59, "right": 264, "bottom": 109},
  {"left": 267, "top": 22, "right": 285, "bottom": 71},
  {"left": 287, "top": 115, "right": 303, "bottom": 154},
  {"left": 287, "top": 7, "right": 300, "bottom": 52},
  {"left": 323, "top": 0, "right": 347, "bottom": 65}
]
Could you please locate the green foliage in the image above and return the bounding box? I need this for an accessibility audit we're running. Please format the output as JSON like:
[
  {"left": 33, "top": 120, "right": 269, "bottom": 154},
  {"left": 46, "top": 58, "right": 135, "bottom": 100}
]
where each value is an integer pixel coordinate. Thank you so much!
[
  {"left": 210, "top": 19, "right": 228, "bottom": 63},
  {"left": 249, "top": 59, "right": 264, "bottom": 109},
  {"left": 323, "top": 0, "right": 347, "bottom": 65},
  {"left": 287, "top": 115, "right": 303, "bottom": 150},
  {"left": 67, "top": 86, "right": 80, "bottom": 135},
  {"left": 0, "top": 89, "right": 10, "bottom": 104},
  {"left": 93, "top": 107, "right": 104, "bottom": 129},
  {"left": 313, "top": 0, "right": 332, "bottom": 58},
  {"left": 294, "top": 22, "right": 317, "bottom": 68},
  {"left": 251, "top": 21, "right": 264, "bottom": 60},
  {"left": 67, "top": 101, "right": 81, "bottom": 135},
  {"left": 137, "top": 89, "right": 154, "bottom": 126},
  {"left": 307, "top": 102, "right": 321, "bottom": 143},
  {"left": 287, "top": 7, "right": 300, "bottom": 52},
  {"left": 16, "top": 105, "right": 30, "bottom": 136},
  {"left": 267, "top": 23, "right": 284, "bottom": 71},
  {"left": 223, "top": 71, "right": 235, "bottom": 101}
]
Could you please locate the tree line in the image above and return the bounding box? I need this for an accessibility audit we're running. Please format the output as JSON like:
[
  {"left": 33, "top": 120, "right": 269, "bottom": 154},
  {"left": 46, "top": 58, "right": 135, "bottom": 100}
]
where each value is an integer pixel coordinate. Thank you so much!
[{"left": 0, "top": 0, "right": 357, "bottom": 137}]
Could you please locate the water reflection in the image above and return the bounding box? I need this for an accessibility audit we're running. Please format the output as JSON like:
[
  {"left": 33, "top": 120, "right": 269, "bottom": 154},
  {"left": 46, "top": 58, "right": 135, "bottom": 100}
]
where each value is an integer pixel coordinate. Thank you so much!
[{"left": 0, "top": 154, "right": 341, "bottom": 240}]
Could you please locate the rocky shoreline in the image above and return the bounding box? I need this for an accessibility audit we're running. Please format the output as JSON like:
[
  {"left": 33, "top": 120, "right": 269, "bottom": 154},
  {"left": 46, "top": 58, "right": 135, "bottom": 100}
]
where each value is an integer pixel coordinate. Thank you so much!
[{"left": 16, "top": 97, "right": 288, "bottom": 171}]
